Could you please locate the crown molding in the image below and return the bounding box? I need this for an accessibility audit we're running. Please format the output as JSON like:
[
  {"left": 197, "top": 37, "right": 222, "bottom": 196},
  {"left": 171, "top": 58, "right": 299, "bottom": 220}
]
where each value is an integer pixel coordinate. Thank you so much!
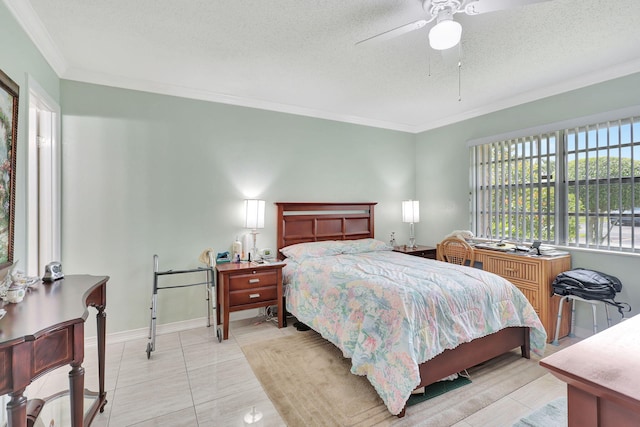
[
  {"left": 414, "top": 57, "right": 640, "bottom": 133},
  {"left": 61, "top": 66, "right": 418, "bottom": 133},
  {"left": 60, "top": 57, "right": 640, "bottom": 136},
  {"left": 3, "top": 0, "right": 68, "bottom": 76}
]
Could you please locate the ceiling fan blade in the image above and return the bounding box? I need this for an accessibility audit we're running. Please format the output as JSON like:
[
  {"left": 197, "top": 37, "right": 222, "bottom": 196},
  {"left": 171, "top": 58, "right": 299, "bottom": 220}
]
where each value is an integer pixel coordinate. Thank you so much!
[
  {"left": 464, "top": 0, "right": 551, "bottom": 15},
  {"left": 356, "top": 19, "right": 428, "bottom": 45}
]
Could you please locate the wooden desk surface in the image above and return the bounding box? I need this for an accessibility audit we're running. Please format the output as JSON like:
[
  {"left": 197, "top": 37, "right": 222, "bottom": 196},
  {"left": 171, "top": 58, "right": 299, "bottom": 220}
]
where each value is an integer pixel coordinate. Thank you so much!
[
  {"left": 0, "top": 275, "right": 109, "bottom": 426},
  {"left": 0, "top": 275, "right": 108, "bottom": 344},
  {"left": 540, "top": 314, "right": 640, "bottom": 409}
]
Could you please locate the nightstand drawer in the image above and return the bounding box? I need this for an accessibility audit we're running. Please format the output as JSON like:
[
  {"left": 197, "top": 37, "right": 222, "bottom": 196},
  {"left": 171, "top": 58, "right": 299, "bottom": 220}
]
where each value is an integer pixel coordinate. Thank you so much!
[
  {"left": 230, "top": 286, "right": 278, "bottom": 306},
  {"left": 228, "top": 270, "right": 278, "bottom": 291}
]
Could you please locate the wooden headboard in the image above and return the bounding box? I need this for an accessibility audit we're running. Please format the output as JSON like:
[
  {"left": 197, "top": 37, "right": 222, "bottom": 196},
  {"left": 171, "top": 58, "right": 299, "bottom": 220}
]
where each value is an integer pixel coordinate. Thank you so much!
[{"left": 275, "top": 202, "right": 377, "bottom": 258}]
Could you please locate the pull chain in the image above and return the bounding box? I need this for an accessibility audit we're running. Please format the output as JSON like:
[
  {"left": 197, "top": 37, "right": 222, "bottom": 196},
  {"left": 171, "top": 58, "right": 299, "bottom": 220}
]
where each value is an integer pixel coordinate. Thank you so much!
[
  {"left": 457, "top": 43, "right": 463, "bottom": 101},
  {"left": 458, "top": 60, "right": 462, "bottom": 101}
]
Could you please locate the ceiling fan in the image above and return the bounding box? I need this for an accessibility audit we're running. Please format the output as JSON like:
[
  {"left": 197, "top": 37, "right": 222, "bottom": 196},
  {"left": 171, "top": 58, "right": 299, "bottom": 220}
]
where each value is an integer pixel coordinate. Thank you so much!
[{"left": 357, "top": 0, "right": 551, "bottom": 50}]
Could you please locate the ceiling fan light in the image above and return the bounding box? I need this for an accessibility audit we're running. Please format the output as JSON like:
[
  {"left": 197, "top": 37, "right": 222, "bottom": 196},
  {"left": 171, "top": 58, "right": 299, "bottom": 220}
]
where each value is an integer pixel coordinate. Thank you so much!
[{"left": 428, "top": 19, "right": 462, "bottom": 50}]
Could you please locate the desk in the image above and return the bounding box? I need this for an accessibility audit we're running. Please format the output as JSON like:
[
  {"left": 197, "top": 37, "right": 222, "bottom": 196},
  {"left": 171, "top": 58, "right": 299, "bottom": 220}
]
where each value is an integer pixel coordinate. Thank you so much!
[
  {"left": 0, "top": 275, "right": 108, "bottom": 426},
  {"left": 436, "top": 245, "right": 572, "bottom": 342},
  {"left": 474, "top": 248, "right": 572, "bottom": 342},
  {"left": 540, "top": 314, "right": 640, "bottom": 426}
]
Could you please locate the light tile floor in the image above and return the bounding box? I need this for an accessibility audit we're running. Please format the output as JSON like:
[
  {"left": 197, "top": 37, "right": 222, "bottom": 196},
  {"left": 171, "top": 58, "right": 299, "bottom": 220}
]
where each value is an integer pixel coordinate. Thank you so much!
[{"left": 21, "top": 318, "right": 579, "bottom": 427}]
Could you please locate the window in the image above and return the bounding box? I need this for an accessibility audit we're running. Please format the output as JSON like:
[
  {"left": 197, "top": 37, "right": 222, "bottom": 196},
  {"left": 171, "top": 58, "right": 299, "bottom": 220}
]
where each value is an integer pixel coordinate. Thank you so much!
[{"left": 471, "top": 113, "right": 640, "bottom": 253}]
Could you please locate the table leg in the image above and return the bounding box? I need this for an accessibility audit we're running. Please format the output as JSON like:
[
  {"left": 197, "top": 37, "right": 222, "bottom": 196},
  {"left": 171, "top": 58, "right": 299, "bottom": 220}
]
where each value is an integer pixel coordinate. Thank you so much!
[
  {"left": 96, "top": 307, "right": 108, "bottom": 411},
  {"left": 6, "top": 390, "right": 27, "bottom": 427},
  {"left": 69, "top": 363, "right": 85, "bottom": 427},
  {"left": 216, "top": 273, "right": 222, "bottom": 326},
  {"left": 223, "top": 308, "right": 230, "bottom": 340},
  {"left": 221, "top": 276, "right": 229, "bottom": 340}
]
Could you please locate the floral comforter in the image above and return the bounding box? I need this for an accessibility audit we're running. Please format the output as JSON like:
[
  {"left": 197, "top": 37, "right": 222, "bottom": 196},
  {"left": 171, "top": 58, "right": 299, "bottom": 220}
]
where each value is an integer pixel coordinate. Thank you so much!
[{"left": 283, "top": 250, "right": 547, "bottom": 415}]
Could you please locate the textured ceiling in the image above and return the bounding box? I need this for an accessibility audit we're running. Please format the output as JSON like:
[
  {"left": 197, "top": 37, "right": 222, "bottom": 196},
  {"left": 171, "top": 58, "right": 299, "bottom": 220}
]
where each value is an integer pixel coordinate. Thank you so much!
[{"left": 6, "top": 0, "right": 640, "bottom": 132}]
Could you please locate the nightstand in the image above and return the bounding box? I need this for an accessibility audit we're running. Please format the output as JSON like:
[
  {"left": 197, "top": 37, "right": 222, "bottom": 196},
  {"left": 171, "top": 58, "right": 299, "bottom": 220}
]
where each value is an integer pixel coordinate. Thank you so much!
[
  {"left": 216, "top": 261, "right": 284, "bottom": 340},
  {"left": 393, "top": 245, "right": 437, "bottom": 259}
]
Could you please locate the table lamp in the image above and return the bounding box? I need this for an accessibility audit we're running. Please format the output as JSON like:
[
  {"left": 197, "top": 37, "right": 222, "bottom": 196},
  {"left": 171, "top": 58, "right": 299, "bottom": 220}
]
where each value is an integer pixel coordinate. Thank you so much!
[
  {"left": 245, "top": 199, "right": 265, "bottom": 260},
  {"left": 402, "top": 200, "right": 420, "bottom": 249}
]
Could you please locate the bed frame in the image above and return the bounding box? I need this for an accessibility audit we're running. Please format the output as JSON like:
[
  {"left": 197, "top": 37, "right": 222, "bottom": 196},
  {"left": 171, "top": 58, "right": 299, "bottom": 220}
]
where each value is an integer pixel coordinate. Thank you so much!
[{"left": 275, "top": 202, "right": 531, "bottom": 417}]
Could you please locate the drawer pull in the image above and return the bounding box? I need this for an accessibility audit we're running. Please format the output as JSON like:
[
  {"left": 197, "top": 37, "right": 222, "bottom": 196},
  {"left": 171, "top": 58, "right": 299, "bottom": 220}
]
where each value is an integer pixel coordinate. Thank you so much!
[
  {"left": 249, "top": 293, "right": 261, "bottom": 299},
  {"left": 504, "top": 268, "right": 518, "bottom": 273},
  {"left": 249, "top": 279, "right": 260, "bottom": 284}
]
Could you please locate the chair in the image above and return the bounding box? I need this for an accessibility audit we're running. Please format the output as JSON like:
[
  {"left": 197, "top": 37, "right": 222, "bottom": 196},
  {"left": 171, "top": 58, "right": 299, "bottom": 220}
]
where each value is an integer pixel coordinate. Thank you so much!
[{"left": 439, "top": 237, "right": 475, "bottom": 267}]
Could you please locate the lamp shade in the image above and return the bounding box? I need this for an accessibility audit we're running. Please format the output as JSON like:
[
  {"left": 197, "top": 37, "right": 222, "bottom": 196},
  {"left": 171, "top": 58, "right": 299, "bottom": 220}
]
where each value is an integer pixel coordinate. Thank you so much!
[
  {"left": 402, "top": 200, "right": 420, "bottom": 223},
  {"left": 244, "top": 199, "right": 265, "bottom": 229},
  {"left": 428, "top": 17, "right": 462, "bottom": 50}
]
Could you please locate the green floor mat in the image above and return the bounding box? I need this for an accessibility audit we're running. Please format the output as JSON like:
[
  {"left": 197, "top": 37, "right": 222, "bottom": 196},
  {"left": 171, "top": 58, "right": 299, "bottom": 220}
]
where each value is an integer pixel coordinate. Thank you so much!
[{"left": 407, "top": 375, "right": 472, "bottom": 406}]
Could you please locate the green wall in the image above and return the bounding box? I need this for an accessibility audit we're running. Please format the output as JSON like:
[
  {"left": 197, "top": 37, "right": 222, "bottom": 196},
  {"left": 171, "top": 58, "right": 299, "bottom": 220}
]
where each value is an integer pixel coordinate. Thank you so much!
[
  {"left": 415, "top": 72, "right": 640, "bottom": 334},
  {"left": 60, "top": 81, "right": 415, "bottom": 334},
  {"left": 0, "top": 3, "right": 59, "bottom": 273}
]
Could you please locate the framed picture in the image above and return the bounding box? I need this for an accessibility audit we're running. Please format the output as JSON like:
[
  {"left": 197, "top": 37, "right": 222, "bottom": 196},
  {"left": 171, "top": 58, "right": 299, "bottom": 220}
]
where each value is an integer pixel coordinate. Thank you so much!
[{"left": 0, "top": 69, "right": 18, "bottom": 270}]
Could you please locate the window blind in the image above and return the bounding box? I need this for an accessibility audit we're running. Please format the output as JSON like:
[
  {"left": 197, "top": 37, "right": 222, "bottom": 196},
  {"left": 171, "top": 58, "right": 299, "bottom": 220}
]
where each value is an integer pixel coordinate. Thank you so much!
[{"left": 471, "top": 114, "right": 640, "bottom": 253}]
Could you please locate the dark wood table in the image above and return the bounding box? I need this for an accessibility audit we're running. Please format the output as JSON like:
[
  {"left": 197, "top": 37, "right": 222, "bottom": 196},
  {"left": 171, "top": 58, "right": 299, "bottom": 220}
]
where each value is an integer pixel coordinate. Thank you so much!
[
  {"left": 216, "top": 262, "right": 284, "bottom": 340},
  {"left": 0, "top": 275, "right": 108, "bottom": 427},
  {"left": 392, "top": 244, "right": 437, "bottom": 259},
  {"left": 540, "top": 314, "right": 640, "bottom": 426}
]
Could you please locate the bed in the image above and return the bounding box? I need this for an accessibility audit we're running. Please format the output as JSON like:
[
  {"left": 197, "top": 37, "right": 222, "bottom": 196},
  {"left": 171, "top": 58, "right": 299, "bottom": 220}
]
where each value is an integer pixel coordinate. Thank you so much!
[{"left": 276, "top": 202, "right": 547, "bottom": 417}]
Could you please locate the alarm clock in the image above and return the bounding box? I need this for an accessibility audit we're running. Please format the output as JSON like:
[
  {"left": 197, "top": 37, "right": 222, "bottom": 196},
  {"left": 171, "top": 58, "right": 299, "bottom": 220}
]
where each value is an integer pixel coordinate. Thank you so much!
[{"left": 43, "top": 262, "right": 64, "bottom": 282}]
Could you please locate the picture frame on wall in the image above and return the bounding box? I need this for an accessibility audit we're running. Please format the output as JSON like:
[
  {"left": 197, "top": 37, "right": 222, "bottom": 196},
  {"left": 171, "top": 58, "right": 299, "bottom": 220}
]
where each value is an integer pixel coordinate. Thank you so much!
[{"left": 0, "top": 69, "right": 19, "bottom": 270}]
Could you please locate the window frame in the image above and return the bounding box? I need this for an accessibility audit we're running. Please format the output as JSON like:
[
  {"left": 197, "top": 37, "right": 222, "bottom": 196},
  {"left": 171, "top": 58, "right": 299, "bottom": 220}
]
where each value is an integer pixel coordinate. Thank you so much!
[{"left": 469, "top": 106, "right": 640, "bottom": 254}]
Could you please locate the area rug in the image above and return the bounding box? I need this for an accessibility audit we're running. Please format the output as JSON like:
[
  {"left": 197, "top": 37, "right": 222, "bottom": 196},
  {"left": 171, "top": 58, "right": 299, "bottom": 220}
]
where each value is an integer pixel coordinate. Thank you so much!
[
  {"left": 512, "top": 397, "right": 567, "bottom": 427},
  {"left": 241, "top": 330, "right": 549, "bottom": 427}
]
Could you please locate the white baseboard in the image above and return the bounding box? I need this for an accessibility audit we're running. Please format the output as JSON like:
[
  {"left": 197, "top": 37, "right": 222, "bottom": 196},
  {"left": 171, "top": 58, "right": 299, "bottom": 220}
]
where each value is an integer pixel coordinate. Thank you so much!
[
  {"left": 85, "top": 309, "right": 260, "bottom": 347},
  {"left": 85, "top": 317, "right": 208, "bottom": 347}
]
